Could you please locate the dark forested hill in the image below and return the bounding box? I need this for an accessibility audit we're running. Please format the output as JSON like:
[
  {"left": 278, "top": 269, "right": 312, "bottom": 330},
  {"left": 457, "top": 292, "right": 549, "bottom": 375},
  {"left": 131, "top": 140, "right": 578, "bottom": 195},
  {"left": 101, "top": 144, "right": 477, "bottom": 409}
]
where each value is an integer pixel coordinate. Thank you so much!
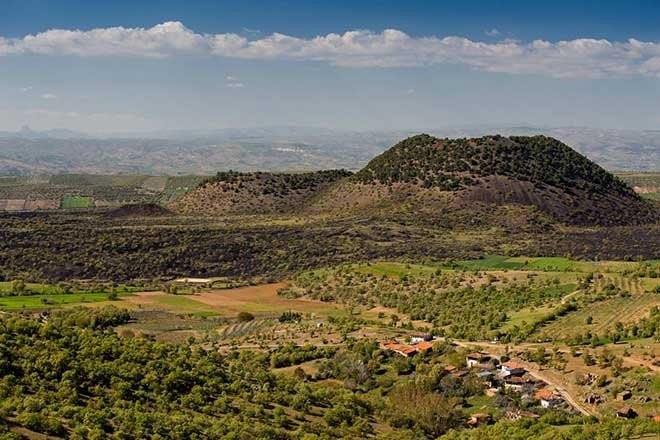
[
  {"left": 316, "top": 135, "right": 659, "bottom": 226},
  {"left": 353, "top": 135, "right": 632, "bottom": 195}
]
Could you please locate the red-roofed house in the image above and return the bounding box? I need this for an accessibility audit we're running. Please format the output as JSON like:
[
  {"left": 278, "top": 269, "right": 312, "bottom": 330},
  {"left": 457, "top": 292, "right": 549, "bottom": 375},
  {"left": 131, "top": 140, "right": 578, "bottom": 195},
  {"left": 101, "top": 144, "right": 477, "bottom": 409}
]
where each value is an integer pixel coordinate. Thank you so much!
[
  {"left": 415, "top": 341, "right": 434, "bottom": 351},
  {"left": 501, "top": 360, "right": 526, "bottom": 376},
  {"left": 380, "top": 341, "right": 417, "bottom": 357},
  {"left": 534, "top": 388, "right": 563, "bottom": 408}
]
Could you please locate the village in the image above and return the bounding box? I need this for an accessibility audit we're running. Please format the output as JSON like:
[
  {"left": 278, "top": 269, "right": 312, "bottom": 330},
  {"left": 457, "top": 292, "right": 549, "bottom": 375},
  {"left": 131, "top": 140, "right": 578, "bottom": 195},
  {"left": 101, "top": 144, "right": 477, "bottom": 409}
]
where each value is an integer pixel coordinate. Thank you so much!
[{"left": 379, "top": 335, "right": 647, "bottom": 427}]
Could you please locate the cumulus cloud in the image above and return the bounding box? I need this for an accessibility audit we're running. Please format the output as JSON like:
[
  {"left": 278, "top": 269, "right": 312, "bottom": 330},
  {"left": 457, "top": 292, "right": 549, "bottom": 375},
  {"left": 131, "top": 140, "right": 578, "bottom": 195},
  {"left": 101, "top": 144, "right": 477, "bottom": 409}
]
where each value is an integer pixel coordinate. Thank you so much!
[
  {"left": 19, "top": 86, "right": 33, "bottom": 92},
  {"left": 2, "top": 21, "right": 660, "bottom": 78},
  {"left": 485, "top": 29, "right": 500, "bottom": 37},
  {"left": 40, "top": 93, "right": 57, "bottom": 99}
]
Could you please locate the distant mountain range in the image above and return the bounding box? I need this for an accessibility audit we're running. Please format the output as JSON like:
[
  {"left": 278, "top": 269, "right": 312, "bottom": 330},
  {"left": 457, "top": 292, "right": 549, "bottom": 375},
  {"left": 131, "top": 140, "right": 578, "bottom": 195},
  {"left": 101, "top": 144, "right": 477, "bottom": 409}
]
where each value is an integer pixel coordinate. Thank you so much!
[{"left": 0, "top": 125, "right": 658, "bottom": 175}]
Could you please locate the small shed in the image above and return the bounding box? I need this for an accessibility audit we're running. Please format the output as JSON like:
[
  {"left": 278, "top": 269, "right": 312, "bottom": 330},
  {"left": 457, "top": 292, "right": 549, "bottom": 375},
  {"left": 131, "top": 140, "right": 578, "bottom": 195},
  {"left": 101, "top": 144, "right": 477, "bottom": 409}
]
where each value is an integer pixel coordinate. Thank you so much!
[
  {"left": 616, "top": 406, "right": 637, "bottom": 419},
  {"left": 616, "top": 390, "right": 632, "bottom": 401}
]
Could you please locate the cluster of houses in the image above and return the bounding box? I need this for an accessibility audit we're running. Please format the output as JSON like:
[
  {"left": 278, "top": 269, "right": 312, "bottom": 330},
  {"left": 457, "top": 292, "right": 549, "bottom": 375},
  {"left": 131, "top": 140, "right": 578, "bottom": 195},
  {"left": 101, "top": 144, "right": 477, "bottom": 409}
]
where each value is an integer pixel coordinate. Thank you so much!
[
  {"left": 379, "top": 340, "right": 569, "bottom": 421},
  {"left": 380, "top": 340, "right": 659, "bottom": 424},
  {"left": 463, "top": 352, "right": 565, "bottom": 410}
]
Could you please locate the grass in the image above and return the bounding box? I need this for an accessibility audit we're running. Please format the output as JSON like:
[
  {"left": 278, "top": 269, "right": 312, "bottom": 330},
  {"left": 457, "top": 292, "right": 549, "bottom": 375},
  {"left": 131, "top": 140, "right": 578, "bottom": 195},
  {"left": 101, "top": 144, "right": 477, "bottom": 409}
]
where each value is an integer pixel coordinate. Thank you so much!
[
  {"left": 0, "top": 293, "right": 132, "bottom": 311},
  {"left": 465, "top": 394, "right": 500, "bottom": 416},
  {"left": 501, "top": 305, "right": 558, "bottom": 331},
  {"left": 0, "top": 282, "right": 141, "bottom": 296},
  {"left": 60, "top": 196, "right": 94, "bottom": 209},
  {"left": 149, "top": 295, "right": 218, "bottom": 314},
  {"left": 0, "top": 282, "right": 65, "bottom": 295},
  {"left": 450, "top": 255, "right": 525, "bottom": 270}
]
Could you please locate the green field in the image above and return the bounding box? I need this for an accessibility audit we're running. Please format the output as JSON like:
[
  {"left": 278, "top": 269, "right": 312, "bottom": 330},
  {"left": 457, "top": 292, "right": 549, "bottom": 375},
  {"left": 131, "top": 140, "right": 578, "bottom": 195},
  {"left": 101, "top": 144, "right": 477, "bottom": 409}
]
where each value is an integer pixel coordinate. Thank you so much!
[
  {"left": 0, "top": 281, "right": 66, "bottom": 295},
  {"left": 0, "top": 293, "right": 131, "bottom": 311},
  {"left": 60, "top": 195, "right": 94, "bottom": 209},
  {"left": 0, "top": 282, "right": 141, "bottom": 296}
]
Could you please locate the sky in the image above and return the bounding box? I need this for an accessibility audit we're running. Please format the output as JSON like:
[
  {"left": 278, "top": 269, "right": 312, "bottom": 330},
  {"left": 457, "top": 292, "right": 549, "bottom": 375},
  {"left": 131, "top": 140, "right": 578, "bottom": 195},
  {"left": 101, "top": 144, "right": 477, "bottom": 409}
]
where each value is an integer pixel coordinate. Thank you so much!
[{"left": 2, "top": 0, "right": 660, "bottom": 133}]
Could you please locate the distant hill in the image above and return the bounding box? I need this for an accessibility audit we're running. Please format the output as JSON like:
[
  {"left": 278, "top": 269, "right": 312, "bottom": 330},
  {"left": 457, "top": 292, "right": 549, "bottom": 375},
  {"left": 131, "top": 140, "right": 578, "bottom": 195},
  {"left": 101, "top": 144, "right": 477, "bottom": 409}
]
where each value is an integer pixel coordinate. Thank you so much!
[
  {"left": 169, "top": 170, "right": 351, "bottom": 216},
  {"left": 166, "top": 135, "right": 658, "bottom": 227},
  {"left": 312, "top": 135, "right": 659, "bottom": 227}
]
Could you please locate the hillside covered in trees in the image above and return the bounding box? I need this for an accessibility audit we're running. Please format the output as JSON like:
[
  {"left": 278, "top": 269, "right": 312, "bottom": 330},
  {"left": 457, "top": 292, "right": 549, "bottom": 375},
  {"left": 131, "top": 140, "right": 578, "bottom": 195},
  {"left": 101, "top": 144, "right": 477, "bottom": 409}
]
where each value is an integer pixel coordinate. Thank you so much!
[{"left": 320, "top": 135, "right": 659, "bottom": 226}]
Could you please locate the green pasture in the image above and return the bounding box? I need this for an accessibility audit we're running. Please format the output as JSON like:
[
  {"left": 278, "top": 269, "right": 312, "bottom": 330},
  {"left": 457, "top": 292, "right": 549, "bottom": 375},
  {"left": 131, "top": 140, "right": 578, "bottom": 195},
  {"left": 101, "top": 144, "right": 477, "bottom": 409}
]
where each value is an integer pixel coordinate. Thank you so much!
[
  {"left": 0, "top": 282, "right": 141, "bottom": 296},
  {"left": 60, "top": 195, "right": 94, "bottom": 209},
  {"left": 0, "top": 293, "right": 132, "bottom": 311}
]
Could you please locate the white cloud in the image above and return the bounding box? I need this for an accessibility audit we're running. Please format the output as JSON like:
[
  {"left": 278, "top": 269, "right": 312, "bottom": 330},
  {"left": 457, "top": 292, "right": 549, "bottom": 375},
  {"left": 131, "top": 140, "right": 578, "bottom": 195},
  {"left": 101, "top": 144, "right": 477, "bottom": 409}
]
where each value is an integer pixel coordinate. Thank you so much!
[
  {"left": 19, "top": 86, "right": 33, "bottom": 92},
  {"left": 40, "top": 93, "right": 57, "bottom": 99},
  {"left": 2, "top": 21, "right": 660, "bottom": 78},
  {"left": 485, "top": 29, "right": 501, "bottom": 37},
  {"left": 225, "top": 75, "right": 239, "bottom": 81},
  {"left": 242, "top": 27, "right": 261, "bottom": 36}
]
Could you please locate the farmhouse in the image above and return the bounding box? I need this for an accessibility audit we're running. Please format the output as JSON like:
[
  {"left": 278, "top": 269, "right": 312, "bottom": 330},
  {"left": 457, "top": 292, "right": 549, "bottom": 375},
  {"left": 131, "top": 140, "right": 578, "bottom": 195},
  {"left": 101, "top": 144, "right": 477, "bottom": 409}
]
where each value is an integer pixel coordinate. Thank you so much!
[
  {"left": 535, "top": 388, "right": 563, "bottom": 408},
  {"left": 501, "top": 360, "right": 526, "bottom": 376},
  {"left": 466, "top": 352, "right": 491, "bottom": 368},
  {"left": 380, "top": 341, "right": 417, "bottom": 357},
  {"left": 503, "top": 375, "right": 532, "bottom": 392}
]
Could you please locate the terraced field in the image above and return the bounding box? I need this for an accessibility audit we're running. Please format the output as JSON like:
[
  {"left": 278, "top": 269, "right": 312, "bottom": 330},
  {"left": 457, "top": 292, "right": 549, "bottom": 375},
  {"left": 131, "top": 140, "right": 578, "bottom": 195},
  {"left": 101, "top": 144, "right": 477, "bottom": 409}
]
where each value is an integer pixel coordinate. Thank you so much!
[
  {"left": 537, "top": 292, "right": 660, "bottom": 340},
  {"left": 217, "top": 318, "right": 274, "bottom": 340},
  {"left": 0, "top": 174, "right": 206, "bottom": 211}
]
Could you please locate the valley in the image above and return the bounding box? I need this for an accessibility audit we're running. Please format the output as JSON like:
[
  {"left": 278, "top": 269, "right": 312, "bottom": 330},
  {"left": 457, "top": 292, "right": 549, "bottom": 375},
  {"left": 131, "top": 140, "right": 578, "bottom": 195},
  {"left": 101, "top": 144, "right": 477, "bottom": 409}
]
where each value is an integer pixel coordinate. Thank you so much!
[{"left": 0, "top": 135, "right": 658, "bottom": 439}]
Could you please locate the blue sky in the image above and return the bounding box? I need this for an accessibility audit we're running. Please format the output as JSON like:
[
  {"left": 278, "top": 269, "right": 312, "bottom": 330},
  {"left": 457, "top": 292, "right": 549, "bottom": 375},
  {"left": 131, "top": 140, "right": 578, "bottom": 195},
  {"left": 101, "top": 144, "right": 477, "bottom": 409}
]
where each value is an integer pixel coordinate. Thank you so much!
[{"left": 1, "top": 0, "right": 660, "bottom": 132}]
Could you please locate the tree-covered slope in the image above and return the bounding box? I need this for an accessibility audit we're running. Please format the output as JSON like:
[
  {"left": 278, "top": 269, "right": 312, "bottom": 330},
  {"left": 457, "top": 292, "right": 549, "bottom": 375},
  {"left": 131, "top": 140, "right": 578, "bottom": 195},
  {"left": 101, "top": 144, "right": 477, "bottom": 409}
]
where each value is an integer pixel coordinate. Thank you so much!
[
  {"left": 353, "top": 134, "right": 633, "bottom": 195},
  {"left": 344, "top": 134, "right": 659, "bottom": 226}
]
